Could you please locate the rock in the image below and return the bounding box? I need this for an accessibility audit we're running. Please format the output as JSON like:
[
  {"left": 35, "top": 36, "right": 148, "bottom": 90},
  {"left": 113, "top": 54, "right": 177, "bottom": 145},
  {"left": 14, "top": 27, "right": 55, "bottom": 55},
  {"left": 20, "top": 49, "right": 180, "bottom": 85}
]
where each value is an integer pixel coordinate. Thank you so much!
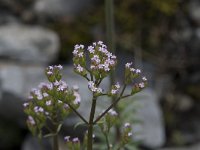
[
  {"left": 189, "top": 0, "right": 200, "bottom": 24},
  {"left": 132, "top": 88, "right": 165, "bottom": 148},
  {"left": 34, "top": 0, "right": 93, "bottom": 18},
  {"left": 21, "top": 135, "right": 51, "bottom": 150},
  {"left": 158, "top": 143, "right": 200, "bottom": 150},
  {"left": 0, "top": 62, "right": 46, "bottom": 96},
  {"left": 0, "top": 24, "right": 59, "bottom": 64}
]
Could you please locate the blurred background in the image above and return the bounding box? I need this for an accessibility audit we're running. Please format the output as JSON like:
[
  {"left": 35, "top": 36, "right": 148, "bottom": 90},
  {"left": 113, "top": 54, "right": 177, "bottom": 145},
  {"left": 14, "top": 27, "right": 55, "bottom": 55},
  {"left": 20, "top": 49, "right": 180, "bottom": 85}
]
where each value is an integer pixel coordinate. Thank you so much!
[{"left": 0, "top": 0, "right": 200, "bottom": 150}]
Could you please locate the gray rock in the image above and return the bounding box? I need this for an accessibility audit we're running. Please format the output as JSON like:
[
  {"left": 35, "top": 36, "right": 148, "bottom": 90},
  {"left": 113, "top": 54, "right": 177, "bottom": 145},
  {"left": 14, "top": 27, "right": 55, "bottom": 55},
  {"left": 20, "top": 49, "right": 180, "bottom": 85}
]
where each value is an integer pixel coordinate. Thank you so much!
[
  {"left": 158, "top": 143, "right": 200, "bottom": 150},
  {"left": 0, "top": 24, "right": 59, "bottom": 63},
  {"left": 21, "top": 135, "right": 51, "bottom": 150},
  {"left": 189, "top": 0, "right": 200, "bottom": 24},
  {"left": 34, "top": 0, "right": 93, "bottom": 18},
  {"left": 132, "top": 88, "right": 165, "bottom": 148}
]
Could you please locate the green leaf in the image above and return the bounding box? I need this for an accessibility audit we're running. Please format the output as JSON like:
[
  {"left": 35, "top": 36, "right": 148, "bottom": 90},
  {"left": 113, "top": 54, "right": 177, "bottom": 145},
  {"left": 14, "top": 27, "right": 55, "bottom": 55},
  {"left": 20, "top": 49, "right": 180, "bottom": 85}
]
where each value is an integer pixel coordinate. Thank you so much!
[{"left": 74, "top": 121, "right": 87, "bottom": 129}]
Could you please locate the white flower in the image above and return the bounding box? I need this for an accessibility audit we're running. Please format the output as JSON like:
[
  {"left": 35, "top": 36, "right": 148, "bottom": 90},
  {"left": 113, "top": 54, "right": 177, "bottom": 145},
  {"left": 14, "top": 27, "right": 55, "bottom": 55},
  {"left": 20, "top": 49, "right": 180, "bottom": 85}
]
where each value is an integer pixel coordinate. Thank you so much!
[
  {"left": 128, "top": 132, "right": 132, "bottom": 137},
  {"left": 46, "top": 100, "right": 51, "bottom": 106},
  {"left": 72, "top": 137, "right": 79, "bottom": 143},
  {"left": 78, "top": 52, "right": 83, "bottom": 58},
  {"left": 74, "top": 92, "right": 81, "bottom": 104},
  {"left": 115, "top": 82, "right": 120, "bottom": 89},
  {"left": 73, "top": 49, "right": 79, "bottom": 55},
  {"left": 91, "top": 55, "right": 100, "bottom": 64},
  {"left": 88, "top": 46, "right": 95, "bottom": 54},
  {"left": 76, "top": 64, "right": 84, "bottom": 72},
  {"left": 43, "top": 92, "right": 49, "bottom": 97},
  {"left": 47, "top": 71, "right": 53, "bottom": 75},
  {"left": 130, "top": 68, "right": 135, "bottom": 72},
  {"left": 125, "top": 62, "right": 132, "bottom": 68},
  {"left": 28, "top": 116, "right": 35, "bottom": 125},
  {"left": 108, "top": 109, "right": 117, "bottom": 116},
  {"left": 98, "top": 41, "right": 103, "bottom": 45},
  {"left": 135, "top": 69, "right": 141, "bottom": 74},
  {"left": 58, "top": 100, "right": 63, "bottom": 104},
  {"left": 124, "top": 122, "right": 131, "bottom": 128},
  {"left": 38, "top": 107, "right": 44, "bottom": 112},
  {"left": 64, "top": 136, "right": 70, "bottom": 141},
  {"left": 139, "top": 82, "right": 145, "bottom": 88},
  {"left": 97, "top": 87, "right": 103, "bottom": 93},
  {"left": 56, "top": 64, "right": 63, "bottom": 70},
  {"left": 23, "top": 102, "right": 29, "bottom": 107},
  {"left": 142, "top": 76, "right": 147, "bottom": 81},
  {"left": 111, "top": 89, "right": 117, "bottom": 95}
]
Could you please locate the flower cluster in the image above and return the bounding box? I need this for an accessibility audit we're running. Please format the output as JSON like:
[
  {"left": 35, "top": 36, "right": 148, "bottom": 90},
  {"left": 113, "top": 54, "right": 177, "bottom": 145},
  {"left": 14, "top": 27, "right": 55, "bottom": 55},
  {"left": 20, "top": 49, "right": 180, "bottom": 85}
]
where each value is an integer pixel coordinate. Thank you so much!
[
  {"left": 23, "top": 65, "right": 81, "bottom": 137},
  {"left": 121, "top": 122, "right": 133, "bottom": 145},
  {"left": 73, "top": 41, "right": 117, "bottom": 80},
  {"left": 124, "top": 62, "right": 147, "bottom": 94},
  {"left": 64, "top": 136, "right": 80, "bottom": 150},
  {"left": 88, "top": 81, "right": 103, "bottom": 94},
  {"left": 99, "top": 109, "right": 118, "bottom": 133},
  {"left": 109, "top": 82, "right": 121, "bottom": 96}
]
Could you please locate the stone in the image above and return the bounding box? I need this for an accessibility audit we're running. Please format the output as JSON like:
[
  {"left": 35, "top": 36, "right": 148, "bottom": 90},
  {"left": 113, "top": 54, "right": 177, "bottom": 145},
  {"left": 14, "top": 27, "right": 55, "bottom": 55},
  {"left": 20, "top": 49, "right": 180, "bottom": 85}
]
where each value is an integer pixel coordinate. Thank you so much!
[
  {"left": 132, "top": 88, "right": 165, "bottom": 148},
  {"left": 21, "top": 135, "right": 51, "bottom": 150},
  {"left": 158, "top": 143, "right": 200, "bottom": 150},
  {"left": 34, "top": 0, "right": 93, "bottom": 18},
  {"left": 189, "top": 0, "right": 200, "bottom": 24},
  {"left": 0, "top": 24, "right": 59, "bottom": 64}
]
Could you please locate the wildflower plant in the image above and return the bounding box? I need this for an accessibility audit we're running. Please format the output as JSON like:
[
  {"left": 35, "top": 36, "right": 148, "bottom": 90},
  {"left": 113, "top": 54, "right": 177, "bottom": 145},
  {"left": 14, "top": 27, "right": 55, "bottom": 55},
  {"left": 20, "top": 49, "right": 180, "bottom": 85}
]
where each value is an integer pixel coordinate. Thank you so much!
[{"left": 24, "top": 41, "right": 147, "bottom": 150}]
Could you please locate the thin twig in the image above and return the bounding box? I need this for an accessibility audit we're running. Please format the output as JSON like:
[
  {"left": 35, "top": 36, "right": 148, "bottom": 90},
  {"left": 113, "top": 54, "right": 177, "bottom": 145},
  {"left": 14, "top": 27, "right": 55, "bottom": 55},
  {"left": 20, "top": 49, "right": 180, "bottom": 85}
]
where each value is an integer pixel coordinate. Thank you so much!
[
  {"left": 67, "top": 103, "right": 88, "bottom": 124},
  {"left": 94, "top": 85, "right": 127, "bottom": 124}
]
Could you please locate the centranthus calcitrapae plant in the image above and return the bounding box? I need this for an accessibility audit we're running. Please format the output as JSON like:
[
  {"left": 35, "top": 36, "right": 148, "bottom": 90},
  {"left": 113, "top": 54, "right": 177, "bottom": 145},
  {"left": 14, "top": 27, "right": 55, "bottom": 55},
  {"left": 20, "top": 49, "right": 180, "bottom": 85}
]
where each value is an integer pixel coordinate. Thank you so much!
[{"left": 23, "top": 41, "right": 147, "bottom": 150}]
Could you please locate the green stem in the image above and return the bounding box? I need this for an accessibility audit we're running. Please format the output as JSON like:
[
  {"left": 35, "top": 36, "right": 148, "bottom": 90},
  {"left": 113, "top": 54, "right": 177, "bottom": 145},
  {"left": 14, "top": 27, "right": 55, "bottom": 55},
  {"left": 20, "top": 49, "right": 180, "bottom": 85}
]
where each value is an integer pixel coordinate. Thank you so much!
[
  {"left": 105, "top": 133, "right": 110, "bottom": 150},
  {"left": 94, "top": 85, "right": 127, "bottom": 124},
  {"left": 53, "top": 134, "right": 59, "bottom": 150},
  {"left": 68, "top": 103, "right": 88, "bottom": 124},
  {"left": 87, "top": 96, "right": 97, "bottom": 150}
]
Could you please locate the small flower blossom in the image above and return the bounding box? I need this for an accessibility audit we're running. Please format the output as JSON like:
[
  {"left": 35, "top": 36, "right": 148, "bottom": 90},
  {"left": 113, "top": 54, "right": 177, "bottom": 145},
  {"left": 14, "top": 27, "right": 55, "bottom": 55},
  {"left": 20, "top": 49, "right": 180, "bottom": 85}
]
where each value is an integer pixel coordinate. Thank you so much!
[
  {"left": 74, "top": 92, "right": 81, "bottom": 105},
  {"left": 76, "top": 64, "right": 84, "bottom": 72},
  {"left": 56, "top": 64, "right": 63, "bottom": 70},
  {"left": 78, "top": 52, "right": 83, "bottom": 58},
  {"left": 142, "top": 76, "right": 147, "bottom": 81},
  {"left": 128, "top": 132, "right": 132, "bottom": 137},
  {"left": 58, "top": 100, "right": 63, "bottom": 104},
  {"left": 130, "top": 68, "right": 135, "bottom": 72},
  {"left": 125, "top": 62, "right": 132, "bottom": 68},
  {"left": 43, "top": 93, "right": 48, "bottom": 97},
  {"left": 64, "top": 136, "right": 70, "bottom": 142},
  {"left": 46, "top": 100, "right": 51, "bottom": 106},
  {"left": 139, "top": 82, "right": 145, "bottom": 88},
  {"left": 38, "top": 107, "right": 44, "bottom": 112},
  {"left": 135, "top": 69, "right": 141, "bottom": 74},
  {"left": 115, "top": 82, "right": 120, "bottom": 89},
  {"left": 23, "top": 102, "right": 29, "bottom": 107},
  {"left": 73, "top": 49, "right": 79, "bottom": 55},
  {"left": 88, "top": 46, "right": 95, "bottom": 54},
  {"left": 72, "top": 137, "right": 79, "bottom": 143},
  {"left": 64, "top": 104, "right": 69, "bottom": 109},
  {"left": 111, "top": 89, "right": 117, "bottom": 95},
  {"left": 108, "top": 109, "right": 118, "bottom": 116},
  {"left": 28, "top": 116, "right": 35, "bottom": 125},
  {"left": 124, "top": 122, "right": 131, "bottom": 128},
  {"left": 96, "top": 87, "right": 103, "bottom": 94},
  {"left": 47, "top": 71, "right": 53, "bottom": 75}
]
